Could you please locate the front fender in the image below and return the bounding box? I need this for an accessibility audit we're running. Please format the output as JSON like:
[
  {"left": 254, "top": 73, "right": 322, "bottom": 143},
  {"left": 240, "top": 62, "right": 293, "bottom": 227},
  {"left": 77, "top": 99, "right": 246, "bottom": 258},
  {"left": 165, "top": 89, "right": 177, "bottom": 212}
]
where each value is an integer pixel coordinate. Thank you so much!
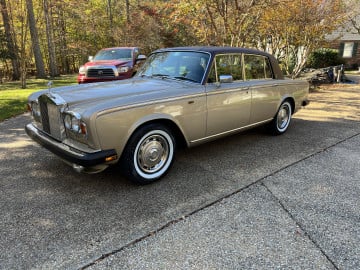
[
  {"left": 94, "top": 101, "right": 205, "bottom": 158},
  {"left": 127, "top": 113, "right": 187, "bottom": 141}
]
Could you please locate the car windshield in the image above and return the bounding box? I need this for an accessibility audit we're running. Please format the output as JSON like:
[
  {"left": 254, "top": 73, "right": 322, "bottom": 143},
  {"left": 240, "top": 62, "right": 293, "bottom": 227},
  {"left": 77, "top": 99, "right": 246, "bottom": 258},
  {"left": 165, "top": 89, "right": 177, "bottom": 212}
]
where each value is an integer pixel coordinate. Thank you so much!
[
  {"left": 136, "top": 51, "right": 210, "bottom": 83},
  {"left": 93, "top": 49, "right": 133, "bottom": 61}
]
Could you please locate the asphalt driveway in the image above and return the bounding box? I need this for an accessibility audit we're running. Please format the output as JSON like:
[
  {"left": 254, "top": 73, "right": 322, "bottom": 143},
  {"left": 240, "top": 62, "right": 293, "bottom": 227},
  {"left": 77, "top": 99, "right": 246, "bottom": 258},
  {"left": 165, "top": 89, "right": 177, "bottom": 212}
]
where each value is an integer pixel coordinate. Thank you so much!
[{"left": 0, "top": 82, "right": 359, "bottom": 269}]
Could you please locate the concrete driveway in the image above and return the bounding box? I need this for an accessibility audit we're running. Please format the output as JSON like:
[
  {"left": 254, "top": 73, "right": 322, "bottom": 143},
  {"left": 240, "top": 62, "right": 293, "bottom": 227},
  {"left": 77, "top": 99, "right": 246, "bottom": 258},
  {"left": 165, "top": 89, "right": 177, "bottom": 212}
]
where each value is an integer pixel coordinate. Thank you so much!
[{"left": 0, "top": 83, "right": 359, "bottom": 269}]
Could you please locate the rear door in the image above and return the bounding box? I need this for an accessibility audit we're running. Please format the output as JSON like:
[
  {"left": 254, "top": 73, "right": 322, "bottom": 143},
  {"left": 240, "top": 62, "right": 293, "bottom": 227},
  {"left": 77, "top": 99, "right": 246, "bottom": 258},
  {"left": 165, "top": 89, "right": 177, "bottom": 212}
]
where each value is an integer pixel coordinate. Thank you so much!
[{"left": 243, "top": 54, "right": 279, "bottom": 124}]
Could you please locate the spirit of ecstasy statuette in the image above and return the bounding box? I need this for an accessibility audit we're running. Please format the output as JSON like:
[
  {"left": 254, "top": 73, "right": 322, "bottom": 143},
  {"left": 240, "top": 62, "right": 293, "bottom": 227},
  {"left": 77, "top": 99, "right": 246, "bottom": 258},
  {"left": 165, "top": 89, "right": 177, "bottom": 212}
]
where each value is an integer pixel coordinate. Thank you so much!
[{"left": 47, "top": 81, "right": 54, "bottom": 97}]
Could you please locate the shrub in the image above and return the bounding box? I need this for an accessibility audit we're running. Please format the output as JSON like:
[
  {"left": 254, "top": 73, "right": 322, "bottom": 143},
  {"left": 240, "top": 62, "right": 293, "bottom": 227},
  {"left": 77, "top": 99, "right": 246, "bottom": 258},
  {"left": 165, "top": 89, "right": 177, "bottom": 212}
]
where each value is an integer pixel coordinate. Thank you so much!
[{"left": 306, "top": 48, "right": 345, "bottom": 68}]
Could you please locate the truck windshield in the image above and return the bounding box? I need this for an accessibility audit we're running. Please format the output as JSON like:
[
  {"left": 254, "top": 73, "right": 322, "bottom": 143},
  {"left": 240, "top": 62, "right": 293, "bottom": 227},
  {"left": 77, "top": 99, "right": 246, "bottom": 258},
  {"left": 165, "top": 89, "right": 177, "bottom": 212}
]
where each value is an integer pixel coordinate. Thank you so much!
[{"left": 93, "top": 49, "right": 133, "bottom": 61}]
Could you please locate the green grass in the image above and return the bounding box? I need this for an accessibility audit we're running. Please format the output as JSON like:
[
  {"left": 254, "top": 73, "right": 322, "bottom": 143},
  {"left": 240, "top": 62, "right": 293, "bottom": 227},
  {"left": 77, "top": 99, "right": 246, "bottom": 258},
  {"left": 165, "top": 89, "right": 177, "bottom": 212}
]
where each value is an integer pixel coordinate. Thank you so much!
[{"left": 0, "top": 75, "right": 77, "bottom": 122}]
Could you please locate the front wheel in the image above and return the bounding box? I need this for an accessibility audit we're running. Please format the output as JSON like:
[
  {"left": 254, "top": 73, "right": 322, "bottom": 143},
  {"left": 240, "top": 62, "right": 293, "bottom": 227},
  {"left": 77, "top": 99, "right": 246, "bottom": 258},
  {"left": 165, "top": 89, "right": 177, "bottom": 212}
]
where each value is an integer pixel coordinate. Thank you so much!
[
  {"left": 120, "top": 124, "right": 176, "bottom": 184},
  {"left": 269, "top": 101, "right": 292, "bottom": 135}
]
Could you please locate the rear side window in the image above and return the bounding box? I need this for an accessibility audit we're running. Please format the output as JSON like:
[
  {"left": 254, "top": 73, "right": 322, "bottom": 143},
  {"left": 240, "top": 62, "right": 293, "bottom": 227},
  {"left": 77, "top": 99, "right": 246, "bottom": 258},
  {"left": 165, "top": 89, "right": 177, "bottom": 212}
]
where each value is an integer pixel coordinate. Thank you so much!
[{"left": 244, "top": 54, "right": 273, "bottom": 80}]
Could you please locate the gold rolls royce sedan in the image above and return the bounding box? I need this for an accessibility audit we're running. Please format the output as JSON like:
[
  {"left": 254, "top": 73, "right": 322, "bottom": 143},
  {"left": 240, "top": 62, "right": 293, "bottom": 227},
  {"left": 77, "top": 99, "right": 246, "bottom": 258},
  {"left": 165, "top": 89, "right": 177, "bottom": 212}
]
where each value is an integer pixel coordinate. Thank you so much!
[{"left": 26, "top": 47, "right": 309, "bottom": 184}]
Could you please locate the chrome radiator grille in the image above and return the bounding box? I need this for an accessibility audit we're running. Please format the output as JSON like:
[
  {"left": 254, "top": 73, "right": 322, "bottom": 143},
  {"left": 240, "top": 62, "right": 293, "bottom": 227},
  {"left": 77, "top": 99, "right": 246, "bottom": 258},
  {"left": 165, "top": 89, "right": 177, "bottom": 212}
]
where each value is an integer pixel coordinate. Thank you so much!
[
  {"left": 87, "top": 68, "right": 115, "bottom": 78},
  {"left": 38, "top": 94, "right": 64, "bottom": 141},
  {"left": 39, "top": 99, "right": 50, "bottom": 133}
]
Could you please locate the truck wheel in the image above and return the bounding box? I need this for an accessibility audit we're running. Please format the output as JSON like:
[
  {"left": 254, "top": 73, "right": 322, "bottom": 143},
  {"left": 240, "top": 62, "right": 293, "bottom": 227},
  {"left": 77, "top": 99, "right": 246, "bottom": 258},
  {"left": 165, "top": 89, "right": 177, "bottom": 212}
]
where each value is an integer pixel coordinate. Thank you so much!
[
  {"left": 269, "top": 101, "right": 292, "bottom": 135},
  {"left": 120, "top": 124, "right": 176, "bottom": 184}
]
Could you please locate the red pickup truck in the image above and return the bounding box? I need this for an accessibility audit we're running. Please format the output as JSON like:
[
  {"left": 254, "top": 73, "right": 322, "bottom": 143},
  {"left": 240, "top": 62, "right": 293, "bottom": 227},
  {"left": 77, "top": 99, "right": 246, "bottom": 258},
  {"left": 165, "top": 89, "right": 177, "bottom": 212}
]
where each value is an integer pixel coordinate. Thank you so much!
[{"left": 77, "top": 47, "right": 146, "bottom": 84}]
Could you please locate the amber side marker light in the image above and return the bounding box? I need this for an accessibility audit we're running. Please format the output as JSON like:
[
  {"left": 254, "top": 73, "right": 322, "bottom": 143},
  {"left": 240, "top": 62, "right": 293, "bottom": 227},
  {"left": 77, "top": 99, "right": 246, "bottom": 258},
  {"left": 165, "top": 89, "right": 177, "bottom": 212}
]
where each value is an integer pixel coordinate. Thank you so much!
[
  {"left": 105, "top": 155, "right": 118, "bottom": 162},
  {"left": 80, "top": 122, "right": 87, "bottom": 135}
]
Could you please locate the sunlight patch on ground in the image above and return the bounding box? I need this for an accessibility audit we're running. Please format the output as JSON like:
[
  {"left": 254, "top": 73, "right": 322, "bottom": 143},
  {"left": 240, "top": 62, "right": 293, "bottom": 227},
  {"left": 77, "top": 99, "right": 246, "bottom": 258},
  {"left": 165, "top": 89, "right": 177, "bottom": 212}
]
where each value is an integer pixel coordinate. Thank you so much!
[
  {"left": 32, "top": 218, "right": 57, "bottom": 229},
  {"left": 294, "top": 84, "right": 360, "bottom": 122},
  {"left": 0, "top": 140, "right": 33, "bottom": 149}
]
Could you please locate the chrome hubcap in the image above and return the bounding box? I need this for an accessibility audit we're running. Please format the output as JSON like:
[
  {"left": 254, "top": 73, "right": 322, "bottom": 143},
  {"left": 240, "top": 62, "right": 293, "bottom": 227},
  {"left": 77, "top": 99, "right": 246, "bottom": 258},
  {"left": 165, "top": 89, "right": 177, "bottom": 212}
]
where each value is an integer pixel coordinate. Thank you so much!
[
  {"left": 137, "top": 135, "right": 169, "bottom": 173},
  {"left": 277, "top": 105, "right": 290, "bottom": 129}
]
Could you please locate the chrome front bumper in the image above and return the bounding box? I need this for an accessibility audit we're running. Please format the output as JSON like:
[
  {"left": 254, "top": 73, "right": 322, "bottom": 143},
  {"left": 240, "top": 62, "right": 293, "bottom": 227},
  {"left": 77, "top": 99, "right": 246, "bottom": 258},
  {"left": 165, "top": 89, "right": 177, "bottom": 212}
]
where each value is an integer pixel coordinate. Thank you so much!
[{"left": 25, "top": 123, "right": 117, "bottom": 173}]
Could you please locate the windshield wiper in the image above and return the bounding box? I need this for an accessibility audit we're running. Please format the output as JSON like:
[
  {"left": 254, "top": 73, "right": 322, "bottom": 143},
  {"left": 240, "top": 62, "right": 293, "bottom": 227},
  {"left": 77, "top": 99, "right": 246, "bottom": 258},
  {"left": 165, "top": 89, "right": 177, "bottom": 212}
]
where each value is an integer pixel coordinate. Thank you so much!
[
  {"left": 174, "top": 76, "right": 198, "bottom": 83},
  {"left": 151, "top": 73, "right": 170, "bottom": 79}
]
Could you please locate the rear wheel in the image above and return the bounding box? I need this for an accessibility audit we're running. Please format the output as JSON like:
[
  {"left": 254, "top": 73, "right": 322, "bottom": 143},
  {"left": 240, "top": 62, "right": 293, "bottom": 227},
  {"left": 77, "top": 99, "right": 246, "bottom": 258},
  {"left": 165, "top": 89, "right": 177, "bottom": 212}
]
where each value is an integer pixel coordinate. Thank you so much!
[
  {"left": 269, "top": 101, "right": 292, "bottom": 135},
  {"left": 120, "top": 124, "right": 176, "bottom": 184}
]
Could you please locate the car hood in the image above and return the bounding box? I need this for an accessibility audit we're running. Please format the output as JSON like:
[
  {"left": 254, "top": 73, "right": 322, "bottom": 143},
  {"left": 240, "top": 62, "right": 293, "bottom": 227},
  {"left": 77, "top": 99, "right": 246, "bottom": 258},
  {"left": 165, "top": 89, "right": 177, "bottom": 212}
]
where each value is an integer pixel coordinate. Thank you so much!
[
  {"left": 84, "top": 60, "right": 130, "bottom": 67},
  {"left": 30, "top": 77, "right": 204, "bottom": 115}
]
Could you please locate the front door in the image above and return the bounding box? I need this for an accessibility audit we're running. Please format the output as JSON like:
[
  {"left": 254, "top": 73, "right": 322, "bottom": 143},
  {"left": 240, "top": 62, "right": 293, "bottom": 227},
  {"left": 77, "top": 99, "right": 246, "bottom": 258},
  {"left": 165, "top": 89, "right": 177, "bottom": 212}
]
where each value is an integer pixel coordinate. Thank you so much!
[{"left": 205, "top": 54, "right": 251, "bottom": 137}]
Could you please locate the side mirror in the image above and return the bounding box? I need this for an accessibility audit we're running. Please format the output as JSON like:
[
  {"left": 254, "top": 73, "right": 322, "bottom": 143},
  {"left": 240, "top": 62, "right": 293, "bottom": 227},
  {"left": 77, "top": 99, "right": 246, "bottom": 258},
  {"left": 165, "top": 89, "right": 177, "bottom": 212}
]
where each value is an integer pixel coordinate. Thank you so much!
[
  {"left": 219, "top": 75, "right": 233, "bottom": 83},
  {"left": 88, "top": 56, "right": 94, "bottom": 62},
  {"left": 136, "top": 55, "right": 146, "bottom": 62}
]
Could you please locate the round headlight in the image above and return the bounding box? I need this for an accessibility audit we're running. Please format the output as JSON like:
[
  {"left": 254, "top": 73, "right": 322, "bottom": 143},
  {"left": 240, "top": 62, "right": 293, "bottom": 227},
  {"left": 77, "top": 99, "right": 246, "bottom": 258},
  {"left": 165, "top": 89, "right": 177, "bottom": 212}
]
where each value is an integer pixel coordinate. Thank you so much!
[
  {"left": 32, "top": 102, "right": 40, "bottom": 115},
  {"left": 31, "top": 101, "right": 41, "bottom": 121},
  {"left": 64, "top": 114, "right": 72, "bottom": 129},
  {"left": 63, "top": 112, "right": 86, "bottom": 135},
  {"left": 71, "top": 117, "right": 80, "bottom": 132}
]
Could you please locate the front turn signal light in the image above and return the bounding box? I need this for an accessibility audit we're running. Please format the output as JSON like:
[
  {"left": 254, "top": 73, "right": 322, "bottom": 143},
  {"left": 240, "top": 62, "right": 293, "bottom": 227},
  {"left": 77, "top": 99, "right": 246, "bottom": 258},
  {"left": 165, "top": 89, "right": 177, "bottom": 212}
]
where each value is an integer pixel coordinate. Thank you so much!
[{"left": 105, "top": 155, "right": 118, "bottom": 162}]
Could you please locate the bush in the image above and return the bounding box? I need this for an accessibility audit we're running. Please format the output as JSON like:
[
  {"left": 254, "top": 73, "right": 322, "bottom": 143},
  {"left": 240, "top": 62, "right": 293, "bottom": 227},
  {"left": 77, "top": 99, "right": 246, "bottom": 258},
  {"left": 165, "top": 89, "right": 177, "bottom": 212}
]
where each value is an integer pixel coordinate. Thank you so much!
[{"left": 306, "top": 48, "right": 345, "bottom": 68}]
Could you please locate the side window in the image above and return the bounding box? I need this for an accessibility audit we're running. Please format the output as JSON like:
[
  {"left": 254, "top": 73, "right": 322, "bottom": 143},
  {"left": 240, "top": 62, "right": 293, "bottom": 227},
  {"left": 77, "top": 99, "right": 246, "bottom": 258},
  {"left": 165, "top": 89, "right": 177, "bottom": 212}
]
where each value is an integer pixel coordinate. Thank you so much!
[
  {"left": 207, "top": 54, "right": 243, "bottom": 83},
  {"left": 244, "top": 54, "right": 273, "bottom": 80}
]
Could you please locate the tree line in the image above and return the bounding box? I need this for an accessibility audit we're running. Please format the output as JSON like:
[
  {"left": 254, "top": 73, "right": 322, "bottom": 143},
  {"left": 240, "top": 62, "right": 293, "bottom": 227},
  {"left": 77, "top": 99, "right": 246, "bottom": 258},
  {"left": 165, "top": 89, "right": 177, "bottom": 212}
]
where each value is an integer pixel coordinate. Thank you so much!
[{"left": 0, "top": 0, "right": 358, "bottom": 86}]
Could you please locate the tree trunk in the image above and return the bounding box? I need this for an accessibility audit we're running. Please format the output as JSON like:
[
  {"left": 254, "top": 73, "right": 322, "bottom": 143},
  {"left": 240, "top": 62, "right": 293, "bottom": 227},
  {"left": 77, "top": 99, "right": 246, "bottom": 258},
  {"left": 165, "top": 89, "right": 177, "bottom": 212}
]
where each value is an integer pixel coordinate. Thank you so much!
[
  {"left": 26, "top": 0, "right": 46, "bottom": 78},
  {"left": 0, "top": 0, "right": 21, "bottom": 80},
  {"left": 126, "top": 0, "right": 130, "bottom": 23},
  {"left": 19, "top": 2, "right": 28, "bottom": 89},
  {"left": 107, "top": 0, "right": 113, "bottom": 28},
  {"left": 43, "top": 0, "right": 59, "bottom": 77},
  {"left": 106, "top": 0, "right": 115, "bottom": 45},
  {"left": 54, "top": 3, "right": 70, "bottom": 74}
]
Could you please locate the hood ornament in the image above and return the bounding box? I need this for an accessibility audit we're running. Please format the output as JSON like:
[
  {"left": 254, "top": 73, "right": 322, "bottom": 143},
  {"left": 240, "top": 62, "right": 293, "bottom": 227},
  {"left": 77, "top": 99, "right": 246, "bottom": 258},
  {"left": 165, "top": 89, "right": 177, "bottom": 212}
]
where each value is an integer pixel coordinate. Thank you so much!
[
  {"left": 47, "top": 81, "right": 54, "bottom": 97},
  {"left": 43, "top": 80, "right": 66, "bottom": 105}
]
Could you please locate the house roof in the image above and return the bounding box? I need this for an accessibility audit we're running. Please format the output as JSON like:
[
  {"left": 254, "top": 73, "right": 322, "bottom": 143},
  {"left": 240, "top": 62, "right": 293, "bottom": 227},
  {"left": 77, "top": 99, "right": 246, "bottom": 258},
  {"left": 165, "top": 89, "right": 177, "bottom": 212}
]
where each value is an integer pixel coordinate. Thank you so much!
[{"left": 326, "top": 18, "right": 360, "bottom": 41}]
